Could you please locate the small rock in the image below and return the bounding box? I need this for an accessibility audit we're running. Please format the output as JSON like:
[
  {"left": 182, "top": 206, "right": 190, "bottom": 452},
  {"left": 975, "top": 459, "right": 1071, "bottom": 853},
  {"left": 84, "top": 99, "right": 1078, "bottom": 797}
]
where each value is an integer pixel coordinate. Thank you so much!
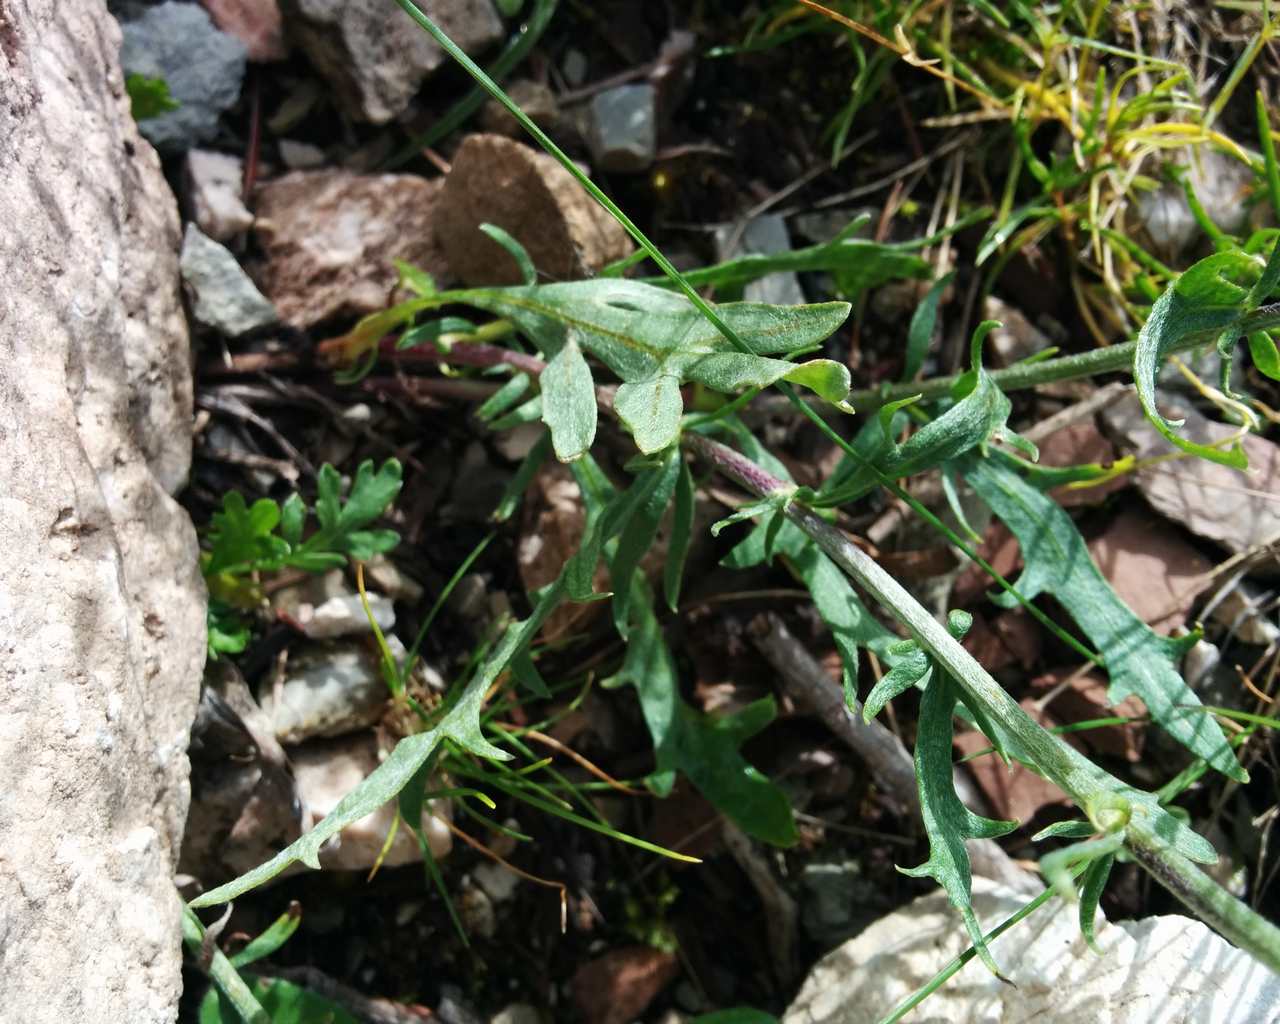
[
  {"left": 460, "top": 878, "right": 496, "bottom": 939},
  {"left": 258, "top": 640, "right": 392, "bottom": 743},
  {"left": 490, "top": 1005, "right": 543, "bottom": 1024},
  {"left": 714, "top": 214, "right": 804, "bottom": 306},
  {"left": 1208, "top": 582, "right": 1280, "bottom": 647},
  {"left": 120, "top": 2, "right": 247, "bottom": 155},
  {"left": 799, "top": 862, "right": 884, "bottom": 946},
  {"left": 571, "top": 946, "right": 680, "bottom": 1024},
  {"left": 198, "top": 0, "right": 287, "bottom": 61},
  {"left": 291, "top": 732, "right": 451, "bottom": 870},
  {"left": 562, "top": 49, "right": 589, "bottom": 87},
  {"left": 783, "top": 878, "right": 1280, "bottom": 1023},
  {"left": 180, "top": 224, "right": 279, "bottom": 336},
  {"left": 982, "top": 294, "right": 1052, "bottom": 366},
  {"left": 481, "top": 79, "right": 559, "bottom": 137},
  {"left": 273, "top": 569, "right": 397, "bottom": 639},
  {"left": 793, "top": 207, "right": 877, "bottom": 244},
  {"left": 1137, "top": 148, "right": 1257, "bottom": 258},
  {"left": 277, "top": 139, "right": 327, "bottom": 170},
  {"left": 363, "top": 554, "right": 425, "bottom": 603},
  {"left": 473, "top": 860, "right": 520, "bottom": 903},
  {"left": 584, "top": 84, "right": 657, "bottom": 173},
  {"left": 279, "top": 0, "right": 503, "bottom": 124},
  {"left": 436, "top": 133, "right": 633, "bottom": 286},
  {"left": 251, "top": 169, "right": 451, "bottom": 328},
  {"left": 184, "top": 150, "right": 254, "bottom": 241}
]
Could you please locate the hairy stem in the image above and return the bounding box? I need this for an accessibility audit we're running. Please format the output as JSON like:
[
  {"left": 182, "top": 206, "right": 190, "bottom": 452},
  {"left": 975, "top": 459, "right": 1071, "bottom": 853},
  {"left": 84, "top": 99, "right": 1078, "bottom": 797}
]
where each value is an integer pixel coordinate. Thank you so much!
[{"left": 846, "top": 304, "right": 1280, "bottom": 410}]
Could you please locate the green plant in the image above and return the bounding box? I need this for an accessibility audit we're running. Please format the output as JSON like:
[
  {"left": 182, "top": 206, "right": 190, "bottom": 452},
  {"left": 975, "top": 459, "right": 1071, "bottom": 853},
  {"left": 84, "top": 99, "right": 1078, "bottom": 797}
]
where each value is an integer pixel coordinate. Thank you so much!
[
  {"left": 188, "top": 6, "right": 1280, "bottom": 1022},
  {"left": 202, "top": 459, "right": 403, "bottom": 656},
  {"left": 126, "top": 72, "right": 179, "bottom": 121}
]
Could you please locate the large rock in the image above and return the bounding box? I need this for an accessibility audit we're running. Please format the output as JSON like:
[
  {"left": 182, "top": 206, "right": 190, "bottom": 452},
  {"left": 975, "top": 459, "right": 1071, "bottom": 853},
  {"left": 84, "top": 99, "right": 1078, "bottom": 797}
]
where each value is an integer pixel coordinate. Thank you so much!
[
  {"left": 251, "top": 169, "right": 451, "bottom": 328},
  {"left": 0, "top": 3, "right": 205, "bottom": 1022},
  {"left": 783, "top": 879, "right": 1280, "bottom": 1023},
  {"left": 119, "top": 1, "right": 248, "bottom": 155},
  {"left": 279, "top": 0, "right": 504, "bottom": 124}
]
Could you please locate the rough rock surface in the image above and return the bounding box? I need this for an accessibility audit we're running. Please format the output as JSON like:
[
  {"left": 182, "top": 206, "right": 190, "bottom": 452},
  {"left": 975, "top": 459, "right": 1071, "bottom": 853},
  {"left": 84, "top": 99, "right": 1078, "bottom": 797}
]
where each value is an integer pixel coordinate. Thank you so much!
[
  {"left": 0, "top": 3, "right": 205, "bottom": 1021},
  {"left": 198, "top": 0, "right": 287, "bottom": 62},
  {"left": 184, "top": 149, "right": 254, "bottom": 241},
  {"left": 783, "top": 879, "right": 1280, "bottom": 1024},
  {"left": 119, "top": 1, "right": 248, "bottom": 155},
  {"left": 584, "top": 83, "right": 657, "bottom": 173},
  {"left": 181, "top": 223, "right": 279, "bottom": 336},
  {"left": 437, "top": 133, "right": 633, "bottom": 286},
  {"left": 252, "top": 169, "right": 451, "bottom": 328},
  {"left": 279, "top": 0, "right": 503, "bottom": 124}
]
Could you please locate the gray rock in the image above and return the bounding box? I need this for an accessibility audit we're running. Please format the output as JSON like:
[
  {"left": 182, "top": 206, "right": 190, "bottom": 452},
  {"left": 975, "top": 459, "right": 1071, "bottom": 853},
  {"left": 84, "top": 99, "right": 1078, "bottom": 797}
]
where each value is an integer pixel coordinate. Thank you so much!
[
  {"left": 715, "top": 214, "right": 805, "bottom": 306},
  {"left": 184, "top": 149, "right": 254, "bottom": 241},
  {"left": 181, "top": 223, "right": 278, "bottom": 336},
  {"left": 1, "top": 2, "right": 205, "bottom": 1020},
  {"left": 1137, "top": 147, "right": 1257, "bottom": 259},
  {"left": 120, "top": 1, "right": 248, "bottom": 155},
  {"left": 277, "top": 138, "right": 326, "bottom": 170},
  {"left": 799, "top": 861, "right": 883, "bottom": 946},
  {"left": 279, "top": 0, "right": 503, "bottom": 124},
  {"left": 491, "top": 1005, "right": 544, "bottom": 1024},
  {"left": 585, "top": 83, "right": 657, "bottom": 173},
  {"left": 258, "top": 640, "right": 392, "bottom": 743}
]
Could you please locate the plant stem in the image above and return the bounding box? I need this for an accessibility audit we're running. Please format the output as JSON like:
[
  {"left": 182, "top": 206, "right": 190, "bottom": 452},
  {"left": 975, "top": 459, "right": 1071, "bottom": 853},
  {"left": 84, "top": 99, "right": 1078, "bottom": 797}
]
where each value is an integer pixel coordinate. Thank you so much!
[
  {"left": 846, "top": 304, "right": 1280, "bottom": 410},
  {"left": 684, "top": 430, "right": 1280, "bottom": 973},
  {"left": 1127, "top": 832, "right": 1280, "bottom": 974},
  {"left": 181, "top": 903, "right": 269, "bottom": 1024}
]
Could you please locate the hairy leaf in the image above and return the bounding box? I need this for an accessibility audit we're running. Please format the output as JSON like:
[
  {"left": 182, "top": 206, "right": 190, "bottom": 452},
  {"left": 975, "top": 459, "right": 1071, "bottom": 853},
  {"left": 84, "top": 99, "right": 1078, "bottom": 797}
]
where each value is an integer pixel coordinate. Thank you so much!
[
  {"left": 448, "top": 278, "right": 852, "bottom": 451},
  {"left": 901, "top": 673, "right": 1018, "bottom": 975},
  {"left": 963, "top": 455, "right": 1244, "bottom": 781},
  {"left": 1132, "top": 251, "right": 1263, "bottom": 468},
  {"left": 540, "top": 328, "right": 598, "bottom": 460}
]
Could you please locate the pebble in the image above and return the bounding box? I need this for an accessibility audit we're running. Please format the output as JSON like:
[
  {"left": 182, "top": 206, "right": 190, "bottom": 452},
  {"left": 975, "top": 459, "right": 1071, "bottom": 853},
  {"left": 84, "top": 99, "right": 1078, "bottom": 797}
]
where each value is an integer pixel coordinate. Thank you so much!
[
  {"left": 277, "top": 139, "right": 327, "bottom": 170},
  {"left": 120, "top": 2, "right": 247, "bottom": 155},
  {"left": 180, "top": 224, "right": 278, "bottom": 336},
  {"left": 714, "top": 214, "right": 804, "bottom": 306},
  {"left": 584, "top": 84, "right": 657, "bottom": 173},
  {"left": 198, "top": 0, "right": 287, "bottom": 62},
  {"left": 184, "top": 150, "right": 254, "bottom": 241},
  {"left": 278, "top": 0, "right": 503, "bottom": 124},
  {"left": 258, "top": 639, "right": 391, "bottom": 743}
]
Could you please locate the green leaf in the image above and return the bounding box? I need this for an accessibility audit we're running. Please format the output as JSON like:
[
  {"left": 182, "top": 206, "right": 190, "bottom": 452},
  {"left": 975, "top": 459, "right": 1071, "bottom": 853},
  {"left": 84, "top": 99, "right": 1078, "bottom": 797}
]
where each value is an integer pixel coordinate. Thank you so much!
[
  {"left": 337, "top": 459, "right": 404, "bottom": 532},
  {"left": 903, "top": 272, "right": 953, "bottom": 381},
  {"left": 125, "top": 73, "right": 179, "bottom": 120},
  {"left": 445, "top": 278, "right": 852, "bottom": 451},
  {"left": 476, "top": 371, "right": 532, "bottom": 423},
  {"left": 540, "top": 328, "right": 598, "bottom": 461},
  {"left": 479, "top": 222, "right": 538, "bottom": 285},
  {"left": 229, "top": 906, "right": 302, "bottom": 968},
  {"left": 1079, "top": 852, "right": 1115, "bottom": 953},
  {"left": 615, "top": 375, "right": 684, "bottom": 453},
  {"left": 199, "top": 978, "right": 359, "bottom": 1024},
  {"left": 609, "top": 579, "right": 797, "bottom": 846},
  {"left": 492, "top": 429, "right": 552, "bottom": 523},
  {"left": 900, "top": 673, "right": 1018, "bottom": 975},
  {"left": 963, "top": 455, "right": 1244, "bottom": 782},
  {"left": 690, "top": 1011, "right": 779, "bottom": 1024},
  {"left": 663, "top": 457, "right": 695, "bottom": 611},
  {"left": 1132, "top": 250, "right": 1262, "bottom": 469},
  {"left": 612, "top": 449, "right": 681, "bottom": 637},
  {"left": 393, "top": 259, "right": 437, "bottom": 298},
  {"left": 279, "top": 493, "right": 305, "bottom": 548},
  {"left": 204, "top": 494, "right": 285, "bottom": 575}
]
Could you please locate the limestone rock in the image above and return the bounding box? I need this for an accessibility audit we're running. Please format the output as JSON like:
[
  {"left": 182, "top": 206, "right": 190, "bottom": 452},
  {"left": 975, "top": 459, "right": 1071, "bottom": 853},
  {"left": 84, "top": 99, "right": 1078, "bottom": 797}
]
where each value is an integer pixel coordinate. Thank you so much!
[
  {"left": 198, "top": 0, "right": 287, "bottom": 62},
  {"left": 181, "top": 223, "right": 279, "bottom": 336},
  {"left": 252, "top": 169, "right": 451, "bottom": 328},
  {"left": 279, "top": 0, "right": 503, "bottom": 124},
  {"left": 119, "top": 1, "right": 248, "bottom": 155},
  {"left": 0, "top": 2, "right": 205, "bottom": 1021},
  {"left": 437, "top": 133, "right": 633, "bottom": 286},
  {"left": 184, "top": 149, "right": 254, "bottom": 241},
  {"left": 783, "top": 879, "right": 1280, "bottom": 1023},
  {"left": 257, "top": 641, "right": 391, "bottom": 743}
]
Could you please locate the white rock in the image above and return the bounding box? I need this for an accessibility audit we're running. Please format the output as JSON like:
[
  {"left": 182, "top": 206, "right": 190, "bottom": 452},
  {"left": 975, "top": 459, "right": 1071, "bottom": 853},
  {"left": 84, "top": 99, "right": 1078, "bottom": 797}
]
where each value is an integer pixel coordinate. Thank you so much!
[
  {"left": 181, "top": 223, "right": 279, "bottom": 336},
  {"left": 184, "top": 149, "right": 254, "bottom": 241},
  {"left": 783, "top": 878, "right": 1280, "bottom": 1023},
  {"left": 491, "top": 1004, "right": 545, "bottom": 1024},
  {"left": 1, "top": 3, "right": 205, "bottom": 1019}
]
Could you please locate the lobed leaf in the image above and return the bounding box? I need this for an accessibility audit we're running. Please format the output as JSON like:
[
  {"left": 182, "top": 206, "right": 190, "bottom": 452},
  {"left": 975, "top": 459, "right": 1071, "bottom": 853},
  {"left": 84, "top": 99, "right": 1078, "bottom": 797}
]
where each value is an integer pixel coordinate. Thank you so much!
[
  {"left": 962, "top": 455, "right": 1244, "bottom": 781},
  {"left": 900, "top": 673, "right": 1017, "bottom": 976}
]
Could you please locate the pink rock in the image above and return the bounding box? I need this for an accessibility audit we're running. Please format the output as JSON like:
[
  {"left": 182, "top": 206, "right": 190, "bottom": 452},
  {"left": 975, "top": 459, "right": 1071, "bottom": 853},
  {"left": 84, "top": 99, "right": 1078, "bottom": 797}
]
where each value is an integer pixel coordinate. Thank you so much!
[
  {"left": 571, "top": 946, "right": 679, "bottom": 1024},
  {"left": 199, "top": 0, "right": 287, "bottom": 62},
  {"left": 251, "top": 169, "right": 451, "bottom": 328}
]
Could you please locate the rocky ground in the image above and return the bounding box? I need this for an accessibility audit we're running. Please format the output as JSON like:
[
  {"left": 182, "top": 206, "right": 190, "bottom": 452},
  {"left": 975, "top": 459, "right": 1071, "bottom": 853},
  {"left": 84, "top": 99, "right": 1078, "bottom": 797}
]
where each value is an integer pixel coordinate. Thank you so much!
[{"left": 83, "top": 2, "right": 1280, "bottom": 1022}]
